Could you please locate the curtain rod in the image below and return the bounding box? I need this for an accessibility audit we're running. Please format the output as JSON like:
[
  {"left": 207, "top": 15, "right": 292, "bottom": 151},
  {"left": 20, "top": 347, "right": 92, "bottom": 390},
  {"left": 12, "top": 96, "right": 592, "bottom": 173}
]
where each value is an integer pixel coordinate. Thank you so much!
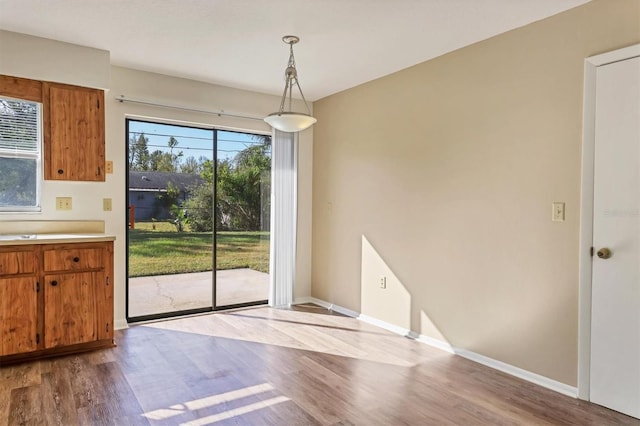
[{"left": 114, "top": 95, "right": 265, "bottom": 122}]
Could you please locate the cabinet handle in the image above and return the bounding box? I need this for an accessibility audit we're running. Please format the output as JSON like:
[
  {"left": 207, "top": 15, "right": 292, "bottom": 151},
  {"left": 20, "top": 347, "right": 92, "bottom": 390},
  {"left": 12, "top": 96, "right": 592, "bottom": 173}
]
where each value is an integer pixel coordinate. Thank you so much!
[
  {"left": 51, "top": 280, "right": 58, "bottom": 286},
  {"left": 73, "top": 257, "right": 80, "bottom": 263},
  {"left": 57, "top": 169, "right": 64, "bottom": 175}
]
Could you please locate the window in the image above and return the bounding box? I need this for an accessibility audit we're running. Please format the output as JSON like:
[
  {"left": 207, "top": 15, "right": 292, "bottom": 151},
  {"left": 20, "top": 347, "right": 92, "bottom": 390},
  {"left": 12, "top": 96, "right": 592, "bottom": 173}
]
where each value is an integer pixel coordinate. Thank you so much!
[{"left": 0, "top": 96, "right": 42, "bottom": 211}]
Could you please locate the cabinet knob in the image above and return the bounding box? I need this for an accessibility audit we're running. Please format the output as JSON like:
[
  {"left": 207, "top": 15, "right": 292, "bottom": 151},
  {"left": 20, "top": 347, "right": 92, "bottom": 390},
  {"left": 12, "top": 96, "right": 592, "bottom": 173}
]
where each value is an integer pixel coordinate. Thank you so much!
[
  {"left": 57, "top": 169, "right": 64, "bottom": 175},
  {"left": 51, "top": 280, "right": 58, "bottom": 286},
  {"left": 73, "top": 257, "right": 80, "bottom": 263}
]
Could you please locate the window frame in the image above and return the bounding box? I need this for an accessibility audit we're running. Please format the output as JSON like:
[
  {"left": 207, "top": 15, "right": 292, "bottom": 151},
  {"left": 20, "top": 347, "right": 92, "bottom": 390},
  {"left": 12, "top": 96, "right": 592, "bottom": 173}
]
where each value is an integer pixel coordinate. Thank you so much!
[{"left": 0, "top": 95, "right": 43, "bottom": 212}]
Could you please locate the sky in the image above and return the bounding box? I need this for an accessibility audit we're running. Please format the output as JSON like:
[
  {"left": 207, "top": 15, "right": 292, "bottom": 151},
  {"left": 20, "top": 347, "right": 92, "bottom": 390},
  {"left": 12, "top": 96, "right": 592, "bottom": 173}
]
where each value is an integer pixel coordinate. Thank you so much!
[{"left": 127, "top": 120, "right": 269, "bottom": 163}]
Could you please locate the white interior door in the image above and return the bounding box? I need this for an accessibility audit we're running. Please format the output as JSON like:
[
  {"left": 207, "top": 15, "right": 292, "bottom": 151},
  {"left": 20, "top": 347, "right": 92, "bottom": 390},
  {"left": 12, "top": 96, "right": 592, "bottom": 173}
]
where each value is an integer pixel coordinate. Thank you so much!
[{"left": 590, "top": 55, "right": 640, "bottom": 419}]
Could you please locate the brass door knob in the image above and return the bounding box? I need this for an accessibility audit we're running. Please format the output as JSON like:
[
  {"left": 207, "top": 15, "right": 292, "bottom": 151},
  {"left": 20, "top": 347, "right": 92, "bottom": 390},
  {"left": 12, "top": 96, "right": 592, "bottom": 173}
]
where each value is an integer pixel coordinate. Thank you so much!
[{"left": 597, "top": 248, "right": 612, "bottom": 259}]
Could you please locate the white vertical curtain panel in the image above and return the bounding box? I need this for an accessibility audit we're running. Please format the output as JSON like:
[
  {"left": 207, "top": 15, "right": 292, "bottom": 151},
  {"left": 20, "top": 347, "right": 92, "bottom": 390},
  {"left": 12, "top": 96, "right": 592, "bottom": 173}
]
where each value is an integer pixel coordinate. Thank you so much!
[{"left": 269, "top": 130, "right": 298, "bottom": 307}]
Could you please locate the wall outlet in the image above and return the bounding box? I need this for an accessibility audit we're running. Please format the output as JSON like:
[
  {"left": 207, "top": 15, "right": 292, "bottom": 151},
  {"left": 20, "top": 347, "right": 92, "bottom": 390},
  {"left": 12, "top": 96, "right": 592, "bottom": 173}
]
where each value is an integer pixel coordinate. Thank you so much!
[
  {"left": 56, "top": 197, "right": 72, "bottom": 211},
  {"left": 379, "top": 276, "right": 387, "bottom": 289},
  {"left": 103, "top": 198, "right": 112, "bottom": 211},
  {"left": 105, "top": 160, "right": 113, "bottom": 174}
]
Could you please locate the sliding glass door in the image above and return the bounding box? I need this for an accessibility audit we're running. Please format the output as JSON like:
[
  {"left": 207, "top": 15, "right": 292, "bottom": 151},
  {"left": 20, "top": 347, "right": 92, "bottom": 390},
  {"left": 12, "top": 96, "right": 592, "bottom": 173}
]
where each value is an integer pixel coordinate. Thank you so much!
[{"left": 126, "top": 119, "right": 270, "bottom": 321}]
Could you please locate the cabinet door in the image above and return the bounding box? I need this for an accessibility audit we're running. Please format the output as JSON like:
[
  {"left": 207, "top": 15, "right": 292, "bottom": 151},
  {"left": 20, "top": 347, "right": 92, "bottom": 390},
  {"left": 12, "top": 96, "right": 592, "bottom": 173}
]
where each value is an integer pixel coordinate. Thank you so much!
[
  {"left": 44, "top": 272, "right": 97, "bottom": 348},
  {"left": 0, "top": 278, "right": 38, "bottom": 356},
  {"left": 44, "top": 83, "right": 105, "bottom": 181}
]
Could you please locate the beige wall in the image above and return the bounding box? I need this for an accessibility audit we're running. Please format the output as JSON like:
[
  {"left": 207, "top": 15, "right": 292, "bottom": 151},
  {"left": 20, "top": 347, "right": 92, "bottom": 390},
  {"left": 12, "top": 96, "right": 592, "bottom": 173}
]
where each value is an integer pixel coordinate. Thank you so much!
[
  {"left": 0, "top": 31, "right": 314, "bottom": 329},
  {"left": 312, "top": 0, "right": 640, "bottom": 386},
  {"left": 0, "top": 30, "right": 110, "bottom": 89}
]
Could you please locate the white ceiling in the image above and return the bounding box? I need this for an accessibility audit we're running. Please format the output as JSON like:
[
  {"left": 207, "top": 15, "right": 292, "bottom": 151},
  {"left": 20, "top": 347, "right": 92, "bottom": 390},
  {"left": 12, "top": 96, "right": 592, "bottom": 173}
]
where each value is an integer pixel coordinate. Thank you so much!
[{"left": 0, "top": 0, "right": 590, "bottom": 101}]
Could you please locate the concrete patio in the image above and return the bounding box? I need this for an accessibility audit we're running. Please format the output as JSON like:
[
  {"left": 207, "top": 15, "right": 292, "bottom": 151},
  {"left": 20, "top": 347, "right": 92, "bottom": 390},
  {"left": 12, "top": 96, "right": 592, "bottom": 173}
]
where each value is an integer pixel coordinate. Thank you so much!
[{"left": 128, "top": 268, "right": 269, "bottom": 317}]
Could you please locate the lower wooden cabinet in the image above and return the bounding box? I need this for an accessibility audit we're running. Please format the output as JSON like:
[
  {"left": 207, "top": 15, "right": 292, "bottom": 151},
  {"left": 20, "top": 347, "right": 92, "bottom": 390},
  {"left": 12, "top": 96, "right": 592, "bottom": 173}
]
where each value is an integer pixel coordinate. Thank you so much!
[
  {"left": 0, "top": 277, "right": 38, "bottom": 355},
  {"left": 44, "top": 272, "right": 99, "bottom": 348},
  {"left": 0, "top": 241, "right": 114, "bottom": 362}
]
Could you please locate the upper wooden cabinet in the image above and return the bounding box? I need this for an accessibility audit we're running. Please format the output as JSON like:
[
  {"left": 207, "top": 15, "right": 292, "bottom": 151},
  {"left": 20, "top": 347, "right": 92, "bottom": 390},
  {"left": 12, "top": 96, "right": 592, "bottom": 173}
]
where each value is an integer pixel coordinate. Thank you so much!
[
  {"left": 0, "top": 75, "right": 42, "bottom": 103},
  {"left": 1, "top": 75, "right": 106, "bottom": 182},
  {"left": 43, "top": 82, "right": 105, "bottom": 181}
]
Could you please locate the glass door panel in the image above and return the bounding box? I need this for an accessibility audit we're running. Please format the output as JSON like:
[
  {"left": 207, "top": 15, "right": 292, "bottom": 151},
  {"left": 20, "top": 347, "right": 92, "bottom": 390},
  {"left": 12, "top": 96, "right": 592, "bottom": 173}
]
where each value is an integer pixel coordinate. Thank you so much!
[
  {"left": 126, "top": 119, "right": 215, "bottom": 320},
  {"left": 215, "top": 131, "right": 271, "bottom": 308}
]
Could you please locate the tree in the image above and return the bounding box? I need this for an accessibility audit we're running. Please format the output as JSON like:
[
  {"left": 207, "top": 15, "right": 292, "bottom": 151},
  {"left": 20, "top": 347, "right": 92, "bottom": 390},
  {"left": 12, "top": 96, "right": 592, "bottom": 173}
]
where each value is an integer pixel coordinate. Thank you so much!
[
  {"left": 167, "top": 136, "right": 183, "bottom": 171},
  {"left": 183, "top": 180, "right": 214, "bottom": 232},
  {"left": 129, "top": 134, "right": 188, "bottom": 172},
  {"left": 128, "top": 135, "right": 137, "bottom": 168},
  {"left": 218, "top": 144, "right": 271, "bottom": 230},
  {"left": 180, "top": 156, "right": 201, "bottom": 174},
  {"left": 148, "top": 150, "right": 174, "bottom": 172},
  {"left": 170, "top": 204, "right": 187, "bottom": 232},
  {"left": 183, "top": 159, "right": 215, "bottom": 232},
  {"left": 182, "top": 136, "right": 271, "bottom": 232},
  {"left": 200, "top": 158, "right": 214, "bottom": 183},
  {"left": 154, "top": 181, "right": 180, "bottom": 217},
  {"left": 168, "top": 136, "right": 178, "bottom": 153},
  {"left": 0, "top": 158, "right": 37, "bottom": 206},
  {"left": 129, "top": 133, "right": 150, "bottom": 171}
]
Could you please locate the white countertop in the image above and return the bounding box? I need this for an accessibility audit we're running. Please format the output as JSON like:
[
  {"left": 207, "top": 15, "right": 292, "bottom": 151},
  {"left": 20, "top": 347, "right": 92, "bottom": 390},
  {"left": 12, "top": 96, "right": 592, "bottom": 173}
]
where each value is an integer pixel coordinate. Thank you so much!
[{"left": 0, "top": 233, "right": 115, "bottom": 246}]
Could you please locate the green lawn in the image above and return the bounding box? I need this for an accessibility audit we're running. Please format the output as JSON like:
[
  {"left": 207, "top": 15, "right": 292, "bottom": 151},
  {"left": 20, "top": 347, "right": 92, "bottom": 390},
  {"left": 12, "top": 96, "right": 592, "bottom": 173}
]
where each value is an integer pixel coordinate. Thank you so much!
[{"left": 128, "top": 222, "right": 269, "bottom": 277}]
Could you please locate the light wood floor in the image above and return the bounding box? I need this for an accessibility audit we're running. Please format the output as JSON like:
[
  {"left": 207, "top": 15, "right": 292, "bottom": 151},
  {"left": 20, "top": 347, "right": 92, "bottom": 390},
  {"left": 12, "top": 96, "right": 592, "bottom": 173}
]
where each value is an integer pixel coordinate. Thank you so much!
[{"left": 1, "top": 304, "right": 638, "bottom": 425}]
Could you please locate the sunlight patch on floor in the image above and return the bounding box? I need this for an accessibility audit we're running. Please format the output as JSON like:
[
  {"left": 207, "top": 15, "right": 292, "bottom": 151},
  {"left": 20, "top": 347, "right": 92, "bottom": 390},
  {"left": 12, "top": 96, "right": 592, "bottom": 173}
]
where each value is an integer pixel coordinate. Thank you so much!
[
  {"left": 141, "top": 306, "right": 450, "bottom": 368},
  {"left": 180, "top": 396, "right": 290, "bottom": 426},
  {"left": 142, "top": 383, "right": 283, "bottom": 422}
]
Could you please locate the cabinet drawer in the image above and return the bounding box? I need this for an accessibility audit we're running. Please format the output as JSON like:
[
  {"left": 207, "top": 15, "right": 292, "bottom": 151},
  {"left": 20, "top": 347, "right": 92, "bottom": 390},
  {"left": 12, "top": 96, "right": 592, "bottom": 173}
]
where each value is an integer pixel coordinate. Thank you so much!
[
  {"left": 0, "top": 251, "right": 35, "bottom": 275},
  {"left": 43, "top": 247, "right": 103, "bottom": 271}
]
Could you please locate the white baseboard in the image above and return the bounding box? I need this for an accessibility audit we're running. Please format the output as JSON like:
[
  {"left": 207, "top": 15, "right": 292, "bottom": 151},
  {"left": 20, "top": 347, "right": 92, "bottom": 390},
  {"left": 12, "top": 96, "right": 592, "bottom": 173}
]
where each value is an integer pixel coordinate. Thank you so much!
[
  {"left": 453, "top": 348, "right": 577, "bottom": 398},
  {"left": 295, "top": 297, "right": 360, "bottom": 318},
  {"left": 408, "top": 331, "right": 455, "bottom": 354},
  {"left": 114, "top": 319, "right": 129, "bottom": 330},
  {"left": 299, "top": 297, "right": 577, "bottom": 398},
  {"left": 292, "top": 296, "right": 314, "bottom": 305},
  {"left": 359, "top": 314, "right": 411, "bottom": 337}
]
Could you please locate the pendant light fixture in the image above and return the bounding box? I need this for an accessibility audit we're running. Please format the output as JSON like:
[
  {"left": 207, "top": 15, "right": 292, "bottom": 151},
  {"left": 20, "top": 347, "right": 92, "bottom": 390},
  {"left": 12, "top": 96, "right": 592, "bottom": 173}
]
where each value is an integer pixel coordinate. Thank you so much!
[{"left": 264, "top": 35, "right": 317, "bottom": 132}]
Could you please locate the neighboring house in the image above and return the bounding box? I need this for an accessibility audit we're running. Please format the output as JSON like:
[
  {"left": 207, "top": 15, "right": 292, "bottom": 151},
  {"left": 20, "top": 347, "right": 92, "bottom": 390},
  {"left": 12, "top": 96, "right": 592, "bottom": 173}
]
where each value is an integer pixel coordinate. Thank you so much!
[{"left": 128, "top": 171, "right": 204, "bottom": 221}]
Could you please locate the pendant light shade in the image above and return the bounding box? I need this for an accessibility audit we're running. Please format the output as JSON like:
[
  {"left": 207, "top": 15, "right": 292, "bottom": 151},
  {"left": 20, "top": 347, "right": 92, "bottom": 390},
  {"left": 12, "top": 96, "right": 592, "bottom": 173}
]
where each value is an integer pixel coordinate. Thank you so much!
[
  {"left": 264, "top": 112, "right": 317, "bottom": 133},
  {"left": 264, "top": 35, "right": 317, "bottom": 132}
]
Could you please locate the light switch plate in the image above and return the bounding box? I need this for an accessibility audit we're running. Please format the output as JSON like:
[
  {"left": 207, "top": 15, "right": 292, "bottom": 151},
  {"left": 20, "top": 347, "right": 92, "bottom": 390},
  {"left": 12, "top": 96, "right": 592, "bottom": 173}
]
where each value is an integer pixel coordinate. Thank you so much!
[
  {"left": 56, "top": 197, "right": 72, "bottom": 211},
  {"left": 552, "top": 202, "right": 565, "bottom": 222},
  {"left": 103, "top": 198, "right": 112, "bottom": 211}
]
